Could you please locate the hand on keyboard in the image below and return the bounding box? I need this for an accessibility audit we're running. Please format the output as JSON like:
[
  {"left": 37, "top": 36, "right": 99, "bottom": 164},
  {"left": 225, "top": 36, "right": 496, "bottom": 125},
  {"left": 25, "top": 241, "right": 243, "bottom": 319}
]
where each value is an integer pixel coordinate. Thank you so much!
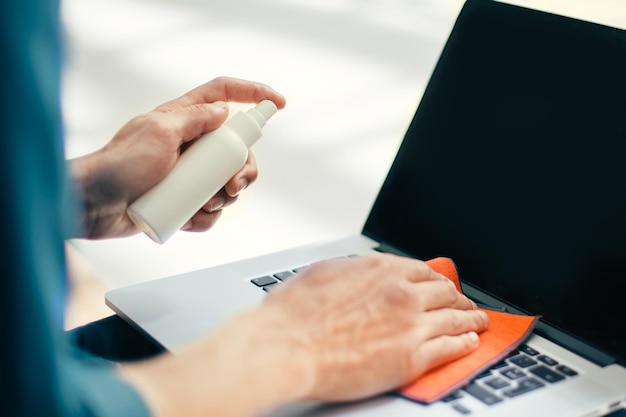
[{"left": 259, "top": 253, "right": 490, "bottom": 402}]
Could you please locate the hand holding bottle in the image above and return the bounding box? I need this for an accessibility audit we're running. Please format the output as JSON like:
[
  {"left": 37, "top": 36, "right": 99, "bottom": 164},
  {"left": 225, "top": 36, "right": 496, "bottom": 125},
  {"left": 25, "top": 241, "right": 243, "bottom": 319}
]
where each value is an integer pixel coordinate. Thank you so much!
[
  {"left": 68, "top": 77, "right": 286, "bottom": 240},
  {"left": 127, "top": 100, "right": 279, "bottom": 243}
]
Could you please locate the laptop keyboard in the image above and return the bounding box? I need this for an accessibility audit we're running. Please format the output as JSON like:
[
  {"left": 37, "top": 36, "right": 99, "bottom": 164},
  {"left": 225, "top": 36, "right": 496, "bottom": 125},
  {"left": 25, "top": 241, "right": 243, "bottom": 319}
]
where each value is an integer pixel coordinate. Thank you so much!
[
  {"left": 249, "top": 263, "right": 580, "bottom": 414},
  {"left": 441, "top": 344, "right": 579, "bottom": 414},
  {"left": 249, "top": 264, "right": 308, "bottom": 291}
]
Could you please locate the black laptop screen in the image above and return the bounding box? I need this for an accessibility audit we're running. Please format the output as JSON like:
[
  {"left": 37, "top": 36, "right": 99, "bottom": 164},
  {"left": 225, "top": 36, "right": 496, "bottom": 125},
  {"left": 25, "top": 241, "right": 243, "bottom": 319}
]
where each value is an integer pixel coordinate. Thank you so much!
[{"left": 363, "top": 0, "right": 626, "bottom": 365}]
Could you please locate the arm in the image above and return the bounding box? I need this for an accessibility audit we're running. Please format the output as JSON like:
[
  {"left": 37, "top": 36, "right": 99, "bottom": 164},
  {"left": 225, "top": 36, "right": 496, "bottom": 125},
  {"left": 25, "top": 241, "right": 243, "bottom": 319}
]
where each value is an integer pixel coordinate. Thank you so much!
[
  {"left": 118, "top": 254, "right": 489, "bottom": 417},
  {"left": 69, "top": 77, "right": 286, "bottom": 239},
  {"left": 67, "top": 79, "right": 488, "bottom": 416}
]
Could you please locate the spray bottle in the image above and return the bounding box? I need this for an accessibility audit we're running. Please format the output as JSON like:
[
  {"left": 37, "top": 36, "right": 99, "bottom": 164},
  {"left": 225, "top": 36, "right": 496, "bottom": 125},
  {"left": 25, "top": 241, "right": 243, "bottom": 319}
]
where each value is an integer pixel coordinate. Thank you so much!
[{"left": 126, "top": 100, "right": 278, "bottom": 244}]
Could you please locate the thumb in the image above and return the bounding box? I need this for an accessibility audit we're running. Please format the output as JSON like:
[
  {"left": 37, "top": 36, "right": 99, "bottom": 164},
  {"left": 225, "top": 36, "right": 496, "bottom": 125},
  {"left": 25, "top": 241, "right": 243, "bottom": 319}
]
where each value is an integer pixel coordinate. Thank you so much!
[{"left": 175, "top": 101, "right": 230, "bottom": 146}]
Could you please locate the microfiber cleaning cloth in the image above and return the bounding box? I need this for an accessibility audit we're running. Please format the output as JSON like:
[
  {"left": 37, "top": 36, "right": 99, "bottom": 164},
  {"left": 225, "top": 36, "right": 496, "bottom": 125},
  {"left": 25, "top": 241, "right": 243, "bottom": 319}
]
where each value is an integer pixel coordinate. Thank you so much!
[{"left": 399, "top": 257, "right": 539, "bottom": 403}]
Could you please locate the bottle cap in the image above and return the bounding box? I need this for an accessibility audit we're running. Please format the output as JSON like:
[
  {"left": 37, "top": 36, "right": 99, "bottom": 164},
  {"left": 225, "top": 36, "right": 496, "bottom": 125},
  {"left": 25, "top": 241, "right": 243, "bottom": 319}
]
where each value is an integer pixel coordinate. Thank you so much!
[
  {"left": 246, "top": 100, "right": 278, "bottom": 128},
  {"left": 229, "top": 100, "right": 278, "bottom": 148}
]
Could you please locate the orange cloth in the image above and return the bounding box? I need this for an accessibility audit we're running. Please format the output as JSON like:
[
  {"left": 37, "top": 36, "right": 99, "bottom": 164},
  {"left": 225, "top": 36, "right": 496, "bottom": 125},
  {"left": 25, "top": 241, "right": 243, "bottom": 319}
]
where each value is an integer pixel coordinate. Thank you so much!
[{"left": 398, "top": 257, "right": 539, "bottom": 403}]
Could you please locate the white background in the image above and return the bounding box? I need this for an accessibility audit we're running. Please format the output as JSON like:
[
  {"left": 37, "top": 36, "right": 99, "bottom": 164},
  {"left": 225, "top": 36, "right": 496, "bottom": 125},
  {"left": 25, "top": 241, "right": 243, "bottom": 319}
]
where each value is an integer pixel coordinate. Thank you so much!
[{"left": 62, "top": 0, "right": 626, "bottom": 294}]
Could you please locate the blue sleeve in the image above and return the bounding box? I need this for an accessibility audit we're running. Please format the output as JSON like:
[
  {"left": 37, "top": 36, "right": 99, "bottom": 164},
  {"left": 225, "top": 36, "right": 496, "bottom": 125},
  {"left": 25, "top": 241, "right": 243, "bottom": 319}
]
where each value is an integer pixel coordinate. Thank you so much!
[
  {"left": 0, "top": 1, "right": 152, "bottom": 416},
  {"left": 59, "top": 352, "right": 152, "bottom": 416}
]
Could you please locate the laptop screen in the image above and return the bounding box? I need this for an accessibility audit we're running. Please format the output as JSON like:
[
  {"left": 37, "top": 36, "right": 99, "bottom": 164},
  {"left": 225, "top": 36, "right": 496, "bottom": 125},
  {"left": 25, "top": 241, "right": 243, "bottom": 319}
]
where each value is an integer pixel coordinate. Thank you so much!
[{"left": 363, "top": 0, "right": 626, "bottom": 365}]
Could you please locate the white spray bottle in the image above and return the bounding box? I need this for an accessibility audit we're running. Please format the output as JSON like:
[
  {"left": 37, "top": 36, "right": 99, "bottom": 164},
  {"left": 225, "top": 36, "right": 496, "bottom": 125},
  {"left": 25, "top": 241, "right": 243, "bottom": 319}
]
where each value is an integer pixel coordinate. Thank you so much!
[{"left": 126, "top": 100, "right": 278, "bottom": 244}]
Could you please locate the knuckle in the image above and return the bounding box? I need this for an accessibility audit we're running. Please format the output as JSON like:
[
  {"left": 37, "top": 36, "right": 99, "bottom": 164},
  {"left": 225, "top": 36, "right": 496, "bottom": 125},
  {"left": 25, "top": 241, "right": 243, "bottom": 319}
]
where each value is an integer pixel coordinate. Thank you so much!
[
  {"left": 188, "top": 103, "right": 206, "bottom": 114},
  {"left": 365, "top": 253, "right": 404, "bottom": 277},
  {"left": 448, "top": 311, "right": 464, "bottom": 332},
  {"left": 384, "top": 281, "right": 414, "bottom": 306},
  {"left": 440, "top": 280, "right": 459, "bottom": 304},
  {"left": 144, "top": 116, "right": 174, "bottom": 141},
  {"left": 245, "top": 164, "right": 259, "bottom": 181},
  {"left": 414, "top": 260, "right": 432, "bottom": 277},
  {"left": 364, "top": 253, "right": 387, "bottom": 268},
  {"left": 408, "top": 259, "right": 439, "bottom": 283},
  {"left": 212, "top": 75, "right": 229, "bottom": 85}
]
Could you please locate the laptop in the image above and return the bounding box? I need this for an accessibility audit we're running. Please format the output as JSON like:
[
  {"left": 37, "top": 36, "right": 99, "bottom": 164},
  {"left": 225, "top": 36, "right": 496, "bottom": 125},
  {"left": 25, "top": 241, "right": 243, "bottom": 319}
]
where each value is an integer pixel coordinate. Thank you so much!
[{"left": 105, "top": 0, "right": 626, "bottom": 415}]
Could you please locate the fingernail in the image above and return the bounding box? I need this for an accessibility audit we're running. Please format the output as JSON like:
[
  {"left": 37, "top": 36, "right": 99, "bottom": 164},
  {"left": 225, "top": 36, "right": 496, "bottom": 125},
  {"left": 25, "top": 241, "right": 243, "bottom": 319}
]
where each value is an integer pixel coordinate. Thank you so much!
[
  {"left": 468, "top": 331, "right": 479, "bottom": 344},
  {"left": 236, "top": 178, "right": 248, "bottom": 194},
  {"left": 181, "top": 220, "right": 193, "bottom": 230},
  {"left": 478, "top": 310, "right": 489, "bottom": 324},
  {"left": 209, "top": 197, "right": 225, "bottom": 212}
]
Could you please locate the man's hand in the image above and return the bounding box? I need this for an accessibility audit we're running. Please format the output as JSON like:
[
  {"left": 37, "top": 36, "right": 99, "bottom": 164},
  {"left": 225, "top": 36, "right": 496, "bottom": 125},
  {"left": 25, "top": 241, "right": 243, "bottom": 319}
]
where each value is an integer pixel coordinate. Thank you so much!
[
  {"left": 119, "top": 253, "right": 488, "bottom": 417},
  {"left": 262, "top": 253, "right": 489, "bottom": 401},
  {"left": 69, "top": 77, "right": 286, "bottom": 239}
]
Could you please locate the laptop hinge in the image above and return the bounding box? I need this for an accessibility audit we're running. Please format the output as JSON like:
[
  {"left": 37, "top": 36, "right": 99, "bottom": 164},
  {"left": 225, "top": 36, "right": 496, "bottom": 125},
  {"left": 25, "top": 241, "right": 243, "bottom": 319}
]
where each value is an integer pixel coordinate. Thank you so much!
[
  {"left": 372, "top": 242, "right": 620, "bottom": 368},
  {"left": 372, "top": 242, "right": 417, "bottom": 258},
  {"left": 462, "top": 281, "right": 617, "bottom": 367}
]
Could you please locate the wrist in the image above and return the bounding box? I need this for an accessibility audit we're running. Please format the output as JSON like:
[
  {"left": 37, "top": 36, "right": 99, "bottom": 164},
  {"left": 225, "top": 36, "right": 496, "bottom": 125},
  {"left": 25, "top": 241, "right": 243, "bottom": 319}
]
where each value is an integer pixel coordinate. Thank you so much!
[
  {"left": 68, "top": 152, "right": 131, "bottom": 239},
  {"left": 195, "top": 307, "right": 316, "bottom": 413},
  {"left": 233, "top": 306, "right": 317, "bottom": 405},
  {"left": 119, "top": 307, "right": 316, "bottom": 417}
]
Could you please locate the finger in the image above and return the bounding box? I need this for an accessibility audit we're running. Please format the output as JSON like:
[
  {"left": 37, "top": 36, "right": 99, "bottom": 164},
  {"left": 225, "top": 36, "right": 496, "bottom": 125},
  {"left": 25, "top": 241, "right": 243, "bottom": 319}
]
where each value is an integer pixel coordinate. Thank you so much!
[
  {"left": 407, "top": 279, "right": 477, "bottom": 311},
  {"left": 224, "top": 153, "right": 258, "bottom": 197},
  {"left": 153, "top": 102, "right": 230, "bottom": 149},
  {"left": 405, "top": 261, "right": 454, "bottom": 285},
  {"left": 199, "top": 190, "right": 234, "bottom": 214},
  {"left": 410, "top": 331, "right": 481, "bottom": 378},
  {"left": 415, "top": 309, "right": 489, "bottom": 339},
  {"left": 367, "top": 253, "right": 454, "bottom": 286},
  {"left": 181, "top": 209, "right": 223, "bottom": 232},
  {"left": 156, "top": 77, "right": 287, "bottom": 112}
]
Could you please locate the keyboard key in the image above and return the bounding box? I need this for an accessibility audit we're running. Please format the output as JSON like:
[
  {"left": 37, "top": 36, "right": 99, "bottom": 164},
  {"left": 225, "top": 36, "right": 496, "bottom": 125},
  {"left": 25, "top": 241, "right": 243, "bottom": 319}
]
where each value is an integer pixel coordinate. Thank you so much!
[
  {"left": 509, "top": 354, "right": 538, "bottom": 368},
  {"left": 274, "top": 271, "right": 295, "bottom": 281},
  {"left": 537, "top": 354, "right": 558, "bottom": 366},
  {"left": 484, "top": 377, "right": 511, "bottom": 390},
  {"left": 441, "top": 391, "right": 464, "bottom": 402},
  {"left": 530, "top": 365, "right": 566, "bottom": 383},
  {"left": 452, "top": 403, "right": 472, "bottom": 415},
  {"left": 475, "top": 370, "right": 492, "bottom": 379},
  {"left": 293, "top": 266, "right": 308, "bottom": 273},
  {"left": 262, "top": 283, "right": 279, "bottom": 292},
  {"left": 518, "top": 345, "right": 540, "bottom": 356},
  {"left": 556, "top": 365, "right": 578, "bottom": 377},
  {"left": 491, "top": 361, "right": 508, "bottom": 369},
  {"left": 464, "top": 382, "right": 503, "bottom": 405},
  {"left": 251, "top": 276, "right": 278, "bottom": 287},
  {"left": 503, "top": 378, "right": 545, "bottom": 398},
  {"left": 500, "top": 367, "right": 526, "bottom": 380}
]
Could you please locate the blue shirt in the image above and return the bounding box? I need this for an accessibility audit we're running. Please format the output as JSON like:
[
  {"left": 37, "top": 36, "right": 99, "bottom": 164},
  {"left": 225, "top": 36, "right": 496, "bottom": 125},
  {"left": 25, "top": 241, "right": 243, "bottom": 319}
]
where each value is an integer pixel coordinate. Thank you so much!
[{"left": 1, "top": 1, "right": 151, "bottom": 415}]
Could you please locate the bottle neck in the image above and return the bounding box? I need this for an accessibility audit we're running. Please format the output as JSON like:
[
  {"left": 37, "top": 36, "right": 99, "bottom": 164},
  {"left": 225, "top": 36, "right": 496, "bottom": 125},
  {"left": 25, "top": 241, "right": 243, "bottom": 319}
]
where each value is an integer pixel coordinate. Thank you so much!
[{"left": 225, "top": 111, "right": 263, "bottom": 148}]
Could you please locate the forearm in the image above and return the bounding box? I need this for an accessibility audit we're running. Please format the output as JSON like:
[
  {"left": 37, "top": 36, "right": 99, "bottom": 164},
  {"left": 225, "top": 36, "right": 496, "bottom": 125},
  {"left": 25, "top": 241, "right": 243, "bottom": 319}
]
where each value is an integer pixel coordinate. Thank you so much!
[{"left": 118, "top": 308, "right": 314, "bottom": 417}]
